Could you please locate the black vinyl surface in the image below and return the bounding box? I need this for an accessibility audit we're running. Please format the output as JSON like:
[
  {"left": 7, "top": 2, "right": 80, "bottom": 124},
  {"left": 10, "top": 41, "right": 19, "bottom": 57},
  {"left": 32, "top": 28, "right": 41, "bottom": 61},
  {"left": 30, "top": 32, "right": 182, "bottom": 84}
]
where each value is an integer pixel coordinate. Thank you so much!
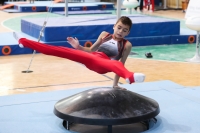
[{"left": 54, "top": 87, "right": 160, "bottom": 125}]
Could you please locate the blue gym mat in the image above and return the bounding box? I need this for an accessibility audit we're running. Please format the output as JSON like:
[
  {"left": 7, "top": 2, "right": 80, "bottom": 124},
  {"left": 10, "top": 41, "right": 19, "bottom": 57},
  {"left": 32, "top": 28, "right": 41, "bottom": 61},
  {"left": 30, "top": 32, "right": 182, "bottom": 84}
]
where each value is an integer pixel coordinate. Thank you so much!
[
  {"left": 0, "top": 32, "right": 34, "bottom": 55},
  {"left": 53, "top": 10, "right": 112, "bottom": 15},
  {"left": 21, "top": 15, "right": 180, "bottom": 42},
  {"left": 0, "top": 80, "right": 200, "bottom": 133}
]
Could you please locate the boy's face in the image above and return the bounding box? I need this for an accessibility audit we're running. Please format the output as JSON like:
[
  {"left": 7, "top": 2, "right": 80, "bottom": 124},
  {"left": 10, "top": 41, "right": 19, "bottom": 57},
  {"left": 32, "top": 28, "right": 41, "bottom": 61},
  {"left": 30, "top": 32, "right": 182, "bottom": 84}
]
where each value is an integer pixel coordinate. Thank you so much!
[{"left": 113, "top": 21, "right": 130, "bottom": 39}]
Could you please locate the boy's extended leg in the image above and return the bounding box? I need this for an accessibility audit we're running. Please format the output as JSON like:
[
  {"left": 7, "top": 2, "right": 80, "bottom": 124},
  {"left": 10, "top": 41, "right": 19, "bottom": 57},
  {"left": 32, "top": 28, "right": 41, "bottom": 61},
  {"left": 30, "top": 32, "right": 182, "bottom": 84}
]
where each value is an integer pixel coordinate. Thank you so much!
[
  {"left": 13, "top": 32, "right": 111, "bottom": 74},
  {"left": 13, "top": 32, "right": 145, "bottom": 84},
  {"left": 17, "top": 38, "right": 95, "bottom": 66},
  {"left": 90, "top": 54, "right": 145, "bottom": 83}
]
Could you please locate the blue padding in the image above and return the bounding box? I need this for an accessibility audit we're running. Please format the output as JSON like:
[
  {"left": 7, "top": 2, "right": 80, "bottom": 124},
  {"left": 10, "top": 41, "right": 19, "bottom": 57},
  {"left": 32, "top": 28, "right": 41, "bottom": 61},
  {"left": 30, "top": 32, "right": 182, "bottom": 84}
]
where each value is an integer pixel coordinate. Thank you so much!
[
  {"left": 131, "top": 21, "right": 180, "bottom": 37},
  {"left": 0, "top": 45, "right": 33, "bottom": 56},
  {"left": 3, "top": 1, "right": 114, "bottom": 12},
  {"left": 171, "top": 35, "right": 196, "bottom": 44},
  {"left": 42, "top": 35, "right": 181, "bottom": 48},
  {"left": 0, "top": 32, "right": 19, "bottom": 45},
  {"left": 127, "top": 36, "right": 171, "bottom": 46},
  {"left": 53, "top": 10, "right": 112, "bottom": 15},
  {"left": 19, "top": 6, "right": 47, "bottom": 12},
  {"left": 43, "top": 39, "right": 96, "bottom": 48},
  {"left": 43, "top": 36, "right": 171, "bottom": 47},
  {"left": 97, "top": 4, "right": 114, "bottom": 10},
  {"left": 21, "top": 16, "right": 180, "bottom": 42},
  {"left": 50, "top": 5, "right": 98, "bottom": 12},
  {"left": 47, "top": 2, "right": 114, "bottom": 12},
  {"left": 0, "top": 32, "right": 38, "bottom": 56}
]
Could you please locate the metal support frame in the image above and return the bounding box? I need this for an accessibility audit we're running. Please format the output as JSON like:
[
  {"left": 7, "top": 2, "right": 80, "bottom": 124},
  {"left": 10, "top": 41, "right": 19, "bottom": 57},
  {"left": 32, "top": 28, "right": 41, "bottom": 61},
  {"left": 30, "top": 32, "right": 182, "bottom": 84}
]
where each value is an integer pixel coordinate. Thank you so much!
[
  {"left": 187, "top": 31, "right": 200, "bottom": 63},
  {"left": 163, "top": 0, "right": 167, "bottom": 9},
  {"left": 65, "top": 0, "right": 68, "bottom": 17},
  {"left": 117, "top": 0, "right": 121, "bottom": 20}
]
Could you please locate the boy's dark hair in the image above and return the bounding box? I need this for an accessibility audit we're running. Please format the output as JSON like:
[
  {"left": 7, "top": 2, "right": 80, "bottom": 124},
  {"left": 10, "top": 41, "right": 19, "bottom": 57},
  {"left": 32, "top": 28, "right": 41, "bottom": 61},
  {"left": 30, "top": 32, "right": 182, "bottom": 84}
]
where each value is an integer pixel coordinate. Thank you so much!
[{"left": 116, "top": 16, "right": 132, "bottom": 31}]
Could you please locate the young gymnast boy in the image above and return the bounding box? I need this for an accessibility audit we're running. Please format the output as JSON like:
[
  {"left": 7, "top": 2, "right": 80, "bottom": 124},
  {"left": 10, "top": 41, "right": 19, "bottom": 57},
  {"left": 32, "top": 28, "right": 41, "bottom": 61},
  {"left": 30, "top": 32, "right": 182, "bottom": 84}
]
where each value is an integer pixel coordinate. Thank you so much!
[{"left": 13, "top": 16, "right": 145, "bottom": 90}]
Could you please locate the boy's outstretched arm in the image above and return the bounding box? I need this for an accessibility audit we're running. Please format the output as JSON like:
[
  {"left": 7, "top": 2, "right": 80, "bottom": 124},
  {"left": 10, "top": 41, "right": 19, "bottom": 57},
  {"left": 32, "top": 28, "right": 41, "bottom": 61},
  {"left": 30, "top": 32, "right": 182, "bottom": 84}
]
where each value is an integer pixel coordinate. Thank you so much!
[
  {"left": 113, "top": 41, "right": 132, "bottom": 90},
  {"left": 66, "top": 31, "right": 108, "bottom": 53}
]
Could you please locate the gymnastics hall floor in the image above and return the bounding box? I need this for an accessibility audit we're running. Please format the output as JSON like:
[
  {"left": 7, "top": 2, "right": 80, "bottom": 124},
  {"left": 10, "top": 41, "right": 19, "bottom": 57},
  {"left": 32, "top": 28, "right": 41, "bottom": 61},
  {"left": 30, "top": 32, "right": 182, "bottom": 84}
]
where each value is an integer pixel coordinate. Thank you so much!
[{"left": 0, "top": 9, "right": 200, "bottom": 133}]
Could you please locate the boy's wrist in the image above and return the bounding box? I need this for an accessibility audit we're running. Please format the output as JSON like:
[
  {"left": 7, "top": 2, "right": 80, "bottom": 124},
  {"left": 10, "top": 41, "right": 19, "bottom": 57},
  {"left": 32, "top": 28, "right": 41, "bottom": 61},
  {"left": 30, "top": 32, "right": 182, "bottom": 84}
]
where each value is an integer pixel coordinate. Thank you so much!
[
  {"left": 76, "top": 44, "right": 81, "bottom": 50},
  {"left": 113, "top": 85, "right": 118, "bottom": 88}
]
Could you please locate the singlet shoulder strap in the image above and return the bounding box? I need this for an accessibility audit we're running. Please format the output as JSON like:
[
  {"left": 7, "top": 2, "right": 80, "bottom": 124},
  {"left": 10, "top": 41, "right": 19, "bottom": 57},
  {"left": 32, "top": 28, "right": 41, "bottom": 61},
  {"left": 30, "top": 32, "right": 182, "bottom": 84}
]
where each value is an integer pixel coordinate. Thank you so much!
[
  {"left": 118, "top": 38, "right": 128, "bottom": 53},
  {"left": 101, "top": 33, "right": 112, "bottom": 44}
]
